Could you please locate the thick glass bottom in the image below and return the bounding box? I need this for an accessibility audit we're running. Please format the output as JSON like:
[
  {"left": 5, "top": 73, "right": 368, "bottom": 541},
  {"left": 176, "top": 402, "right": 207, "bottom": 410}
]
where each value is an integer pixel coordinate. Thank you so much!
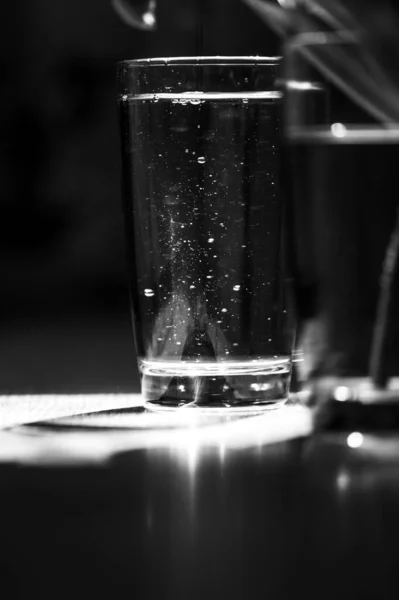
[{"left": 141, "top": 356, "right": 291, "bottom": 412}]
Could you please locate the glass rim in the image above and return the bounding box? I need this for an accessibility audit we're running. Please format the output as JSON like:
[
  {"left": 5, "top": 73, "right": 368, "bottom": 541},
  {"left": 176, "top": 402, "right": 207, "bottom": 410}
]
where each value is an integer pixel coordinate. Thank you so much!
[
  {"left": 118, "top": 55, "right": 282, "bottom": 68},
  {"left": 286, "top": 31, "right": 358, "bottom": 50}
]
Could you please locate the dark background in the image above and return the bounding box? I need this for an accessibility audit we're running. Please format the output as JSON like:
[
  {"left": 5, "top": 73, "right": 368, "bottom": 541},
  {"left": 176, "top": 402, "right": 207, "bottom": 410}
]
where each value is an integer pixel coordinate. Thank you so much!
[{"left": 0, "top": 0, "right": 278, "bottom": 394}]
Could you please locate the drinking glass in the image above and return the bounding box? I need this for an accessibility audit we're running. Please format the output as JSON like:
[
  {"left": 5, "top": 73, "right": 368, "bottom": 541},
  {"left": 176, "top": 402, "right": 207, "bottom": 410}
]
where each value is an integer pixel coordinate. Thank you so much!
[
  {"left": 118, "top": 57, "right": 295, "bottom": 411},
  {"left": 283, "top": 31, "right": 399, "bottom": 403}
]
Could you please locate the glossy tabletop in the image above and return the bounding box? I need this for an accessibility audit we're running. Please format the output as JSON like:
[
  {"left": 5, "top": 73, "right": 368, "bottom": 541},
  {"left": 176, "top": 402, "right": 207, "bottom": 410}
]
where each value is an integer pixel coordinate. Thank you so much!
[{"left": 1, "top": 394, "right": 398, "bottom": 600}]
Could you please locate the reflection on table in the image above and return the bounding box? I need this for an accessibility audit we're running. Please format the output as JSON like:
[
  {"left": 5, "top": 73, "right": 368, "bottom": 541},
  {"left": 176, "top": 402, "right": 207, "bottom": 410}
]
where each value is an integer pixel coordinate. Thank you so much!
[{"left": 1, "top": 395, "right": 399, "bottom": 600}]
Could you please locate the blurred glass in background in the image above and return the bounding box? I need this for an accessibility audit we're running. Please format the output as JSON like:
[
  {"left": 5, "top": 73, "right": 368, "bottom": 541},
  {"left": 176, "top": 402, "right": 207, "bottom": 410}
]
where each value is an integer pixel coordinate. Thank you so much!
[{"left": 253, "top": 0, "right": 399, "bottom": 409}]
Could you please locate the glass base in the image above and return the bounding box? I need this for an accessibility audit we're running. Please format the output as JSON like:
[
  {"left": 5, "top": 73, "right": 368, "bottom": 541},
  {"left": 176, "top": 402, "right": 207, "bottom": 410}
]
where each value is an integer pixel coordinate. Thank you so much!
[
  {"left": 304, "top": 376, "right": 399, "bottom": 432},
  {"left": 141, "top": 357, "right": 291, "bottom": 412},
  {"left": 144, "top": 397, "right": 288, "bottom": 413}
]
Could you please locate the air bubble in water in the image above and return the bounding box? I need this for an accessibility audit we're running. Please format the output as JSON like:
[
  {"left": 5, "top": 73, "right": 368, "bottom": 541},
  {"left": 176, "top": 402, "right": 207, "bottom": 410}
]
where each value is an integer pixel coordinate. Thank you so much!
[
  {"left": 189, "top": 98, "right": 201, "bottom": 105},
  {"left": 197, "top": 156, "right": 206, "bottom": 164},
  {"left": 153, "top": 94, "right": 159, "bottom": 102},
  {"left": 242, "top": 98, "right": 248, "bottom": 104},
  {"left": 233, "top": 285, "right": 240, "bottom": 291},
  {"left": 208, "top": 238, "right": 214, "bottom": 243},
  {"left": 144, "top": 289, "right": 155, "bottom": 297},
  {"left": 221, "top": 308, "right": 227, "bottom": 313}
]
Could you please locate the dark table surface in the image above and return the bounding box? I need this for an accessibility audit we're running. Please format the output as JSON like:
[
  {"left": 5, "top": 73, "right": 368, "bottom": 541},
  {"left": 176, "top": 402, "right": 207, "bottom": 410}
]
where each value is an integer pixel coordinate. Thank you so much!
[{"left": 1, "top": 394, "right": 398, "bottom": 600}]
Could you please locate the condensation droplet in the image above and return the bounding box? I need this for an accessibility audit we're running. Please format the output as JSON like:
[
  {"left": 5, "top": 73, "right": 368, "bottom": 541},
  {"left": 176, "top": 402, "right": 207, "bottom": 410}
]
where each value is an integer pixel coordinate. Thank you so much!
[
  {"left": 144, "top": 289, "right": 155, "bottom": 297},
  {"left": 197, "top": 156, "right": 206, "bottom": 164}
]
